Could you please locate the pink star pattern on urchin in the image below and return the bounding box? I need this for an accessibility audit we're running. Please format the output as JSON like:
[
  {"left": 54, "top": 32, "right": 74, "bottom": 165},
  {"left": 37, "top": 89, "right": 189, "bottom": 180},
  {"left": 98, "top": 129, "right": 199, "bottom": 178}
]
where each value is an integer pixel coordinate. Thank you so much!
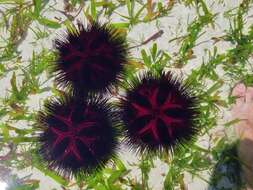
[
  {"left": 49, "top": 109, "right": 97, "bottom": 162},
  {"left": 57, "top": 26, "right": 119, "bottom": 85},
  {"left": 60, "top": 43, "right": 113, "bottom": 77},
  {"left": 131, "top": 87, "right": 183, "bottom": 141}
]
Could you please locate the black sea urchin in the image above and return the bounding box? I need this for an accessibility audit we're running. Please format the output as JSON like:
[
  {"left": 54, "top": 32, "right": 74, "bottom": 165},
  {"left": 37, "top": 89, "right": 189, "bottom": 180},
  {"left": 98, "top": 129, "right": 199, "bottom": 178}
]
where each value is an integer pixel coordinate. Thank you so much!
[
  {"left": 54, "top": 22, "right": 128, "bottom": 93},
  {"left": 120, "top": 72, "right": 199, "bottom": 154},
  {"left": 37, "top": 95, "right": 119, "bottom": 176}
]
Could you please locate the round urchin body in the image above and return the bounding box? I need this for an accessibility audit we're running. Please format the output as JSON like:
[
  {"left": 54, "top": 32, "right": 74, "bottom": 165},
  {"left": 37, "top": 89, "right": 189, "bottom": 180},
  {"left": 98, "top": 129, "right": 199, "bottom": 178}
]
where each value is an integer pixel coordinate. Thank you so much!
[
  {"left": 54, "top": 22, "right": 128, "bottom": 93},
  {"left": 37, "top": 95, "right": 119, "bottom": 176},
  {"left": 120, "top": 72, "right": 199, "bottom": 154}
]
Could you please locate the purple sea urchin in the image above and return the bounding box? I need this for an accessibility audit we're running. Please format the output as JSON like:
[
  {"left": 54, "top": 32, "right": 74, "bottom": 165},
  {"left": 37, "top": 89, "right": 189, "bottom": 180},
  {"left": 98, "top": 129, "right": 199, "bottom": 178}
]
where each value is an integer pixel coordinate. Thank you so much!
[
  {"left": 120, "top": 72, "right": 199, "bottom": 154},
  {"left": 54, "top": 22, "right": 128, "bottom": 93},
  {"left": 37, "top": 95, "right": 119, "bottom": 176}
]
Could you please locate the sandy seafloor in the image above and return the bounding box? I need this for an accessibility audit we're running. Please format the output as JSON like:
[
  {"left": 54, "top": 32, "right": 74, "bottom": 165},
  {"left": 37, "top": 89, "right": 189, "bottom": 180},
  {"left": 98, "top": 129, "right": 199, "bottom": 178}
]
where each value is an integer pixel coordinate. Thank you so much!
[{"left": 0, "top": 0, "right": 253, "bottom": 189}]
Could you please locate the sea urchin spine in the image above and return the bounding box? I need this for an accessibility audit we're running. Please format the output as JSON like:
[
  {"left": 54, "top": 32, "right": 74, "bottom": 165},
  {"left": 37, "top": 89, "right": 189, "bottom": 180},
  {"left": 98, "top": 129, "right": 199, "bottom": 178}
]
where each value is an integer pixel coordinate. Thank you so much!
[
  {"left": 120, "top": 72, "right": 200, "bottom": 154},
  {"left": 37, "top": 95, "right": 119, "bottom": 177},
  {"left": 54, "top": 22, "right": 128, "bottom": 93}
]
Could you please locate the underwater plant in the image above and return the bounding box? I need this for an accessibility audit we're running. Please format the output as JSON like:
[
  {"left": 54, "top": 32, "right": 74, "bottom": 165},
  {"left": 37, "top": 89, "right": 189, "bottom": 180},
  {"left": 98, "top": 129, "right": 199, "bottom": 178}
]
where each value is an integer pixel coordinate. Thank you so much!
[
  {"left": 53, "top": 22, "right": 128, "bottom": 94},
  {"left": 36, "top": 94, "right": 119, "bottom": 177},
  {"left": 120, "top": 72, "right": 200, "bottom": 154},
  {"left": 1, "top": 1, "right": 252, "bottom": 189}
]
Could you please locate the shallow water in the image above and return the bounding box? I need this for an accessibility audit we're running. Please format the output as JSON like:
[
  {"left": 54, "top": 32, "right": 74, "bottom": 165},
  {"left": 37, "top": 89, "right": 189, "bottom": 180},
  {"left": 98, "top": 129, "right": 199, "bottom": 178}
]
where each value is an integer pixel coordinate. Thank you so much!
[{"left": 0, "top": 0, "right": 253, "bottom": 190}]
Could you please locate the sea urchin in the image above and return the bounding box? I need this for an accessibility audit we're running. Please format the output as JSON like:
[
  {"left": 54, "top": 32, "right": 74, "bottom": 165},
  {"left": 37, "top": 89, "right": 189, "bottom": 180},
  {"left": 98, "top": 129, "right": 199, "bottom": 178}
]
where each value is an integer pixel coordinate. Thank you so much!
[
  {"left": 54, "top": 22, "right": 128, "bottom": 93},
  {"left": 120, "top": 72, "right": 199, "bottom": 154},
  {"left": 37, "top": 95, "right": 119, "bottom": 176}
]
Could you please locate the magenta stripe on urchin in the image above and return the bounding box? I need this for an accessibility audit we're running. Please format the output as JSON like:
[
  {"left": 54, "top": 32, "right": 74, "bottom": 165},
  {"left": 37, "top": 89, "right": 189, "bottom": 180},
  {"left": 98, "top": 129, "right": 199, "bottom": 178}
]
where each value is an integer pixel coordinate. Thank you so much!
[
  {"left": 36, "top": 94, "right": 119, "bottom": 176},
  {"left": 53, "top": 21, "right": 128, "bottom": 93},
  {"left": 119, "top": 72, "right": 200, "bottom": 154}
]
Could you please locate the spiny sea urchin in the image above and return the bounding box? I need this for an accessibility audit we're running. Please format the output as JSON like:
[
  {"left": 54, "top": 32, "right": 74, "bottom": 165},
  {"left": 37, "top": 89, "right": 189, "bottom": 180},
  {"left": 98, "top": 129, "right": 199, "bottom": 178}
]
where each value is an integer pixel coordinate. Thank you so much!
[
  {"left": 37, "top": 94, "right": 119, "bottom": 176},
  {"left": 54, "top": 22, "right": 128, "bottom": 93},
  {"left": 120, "top": 72, "right": 199, "bottom": 154}
]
